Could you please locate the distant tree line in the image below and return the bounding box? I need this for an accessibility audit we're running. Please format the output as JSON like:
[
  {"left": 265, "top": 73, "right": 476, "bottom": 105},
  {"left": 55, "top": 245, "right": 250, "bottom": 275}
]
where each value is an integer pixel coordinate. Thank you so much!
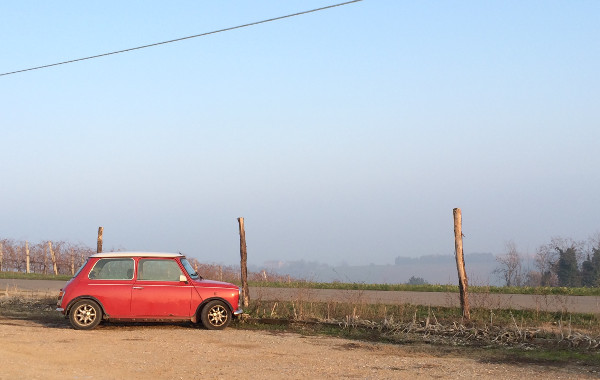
[
  {"left": 495, "top": 234, "right": 600, "bottom": 287},
  {"left": 406, "top": 276, "right": 428, "bottom": 285}
]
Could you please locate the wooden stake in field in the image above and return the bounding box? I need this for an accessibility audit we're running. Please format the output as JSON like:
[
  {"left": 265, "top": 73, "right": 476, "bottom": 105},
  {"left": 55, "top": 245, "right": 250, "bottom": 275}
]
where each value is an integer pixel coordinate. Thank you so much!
[
  {"left": 70, "top": 249, "right": 75, "bottom": 275},
  {"left": 25, "top": 241, "right": 30, "bottom": 274},
  {"left": 97, "top": 227, "right": 103, "bottom": 253},
  {"left": 43, "top": 243, "right": 48, "bottom": 274},
  {"left": 0, "top": 242, "right": 3, "bottom": 272},
  {"left": 48, "top": 241, "right": 58, "bottom": 276},
  {"left": 237, "top": 217, "right": 250, "bottom": 308},
  {"left": 453, "top": 208, "right": 471, "bottom": 320}
]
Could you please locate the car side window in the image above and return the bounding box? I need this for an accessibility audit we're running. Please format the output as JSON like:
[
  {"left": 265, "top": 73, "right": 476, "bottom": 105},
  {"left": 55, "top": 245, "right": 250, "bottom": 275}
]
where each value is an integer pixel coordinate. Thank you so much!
[
  {"left": 88, "top": 258, "right": 134, "bottom": 280},
  {"left": 137, "top": 259, "right": 183, "bottom": 281}
]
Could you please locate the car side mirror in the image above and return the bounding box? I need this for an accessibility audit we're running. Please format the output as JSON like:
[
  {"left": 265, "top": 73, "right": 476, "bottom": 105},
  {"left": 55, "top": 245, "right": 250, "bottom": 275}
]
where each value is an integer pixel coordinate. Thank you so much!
[{"left": 179, "top": 274, "right": 188, "bottom": 283}]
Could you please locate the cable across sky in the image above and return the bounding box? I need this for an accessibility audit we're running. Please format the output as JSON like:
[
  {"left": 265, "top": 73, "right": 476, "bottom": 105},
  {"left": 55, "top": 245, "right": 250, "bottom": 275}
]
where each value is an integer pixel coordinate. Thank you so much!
[{"left": 0, "top": 0, "right": 363, "bottom": 77}]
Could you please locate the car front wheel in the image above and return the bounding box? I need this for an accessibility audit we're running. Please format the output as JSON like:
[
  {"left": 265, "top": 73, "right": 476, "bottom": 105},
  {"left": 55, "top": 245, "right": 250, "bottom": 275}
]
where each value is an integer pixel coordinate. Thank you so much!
[
  {"left": 69, "top": 299, "right": 102, "bottom": 330},
  {"left": 200, "top": 300, "right": 231, "bottom": 330}
]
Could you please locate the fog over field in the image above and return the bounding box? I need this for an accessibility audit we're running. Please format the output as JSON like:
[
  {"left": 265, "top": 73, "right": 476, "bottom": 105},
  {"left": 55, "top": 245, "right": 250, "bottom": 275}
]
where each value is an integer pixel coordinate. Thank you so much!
[{"left": 254, "top": 253, "right": 534, "bottom": 286}]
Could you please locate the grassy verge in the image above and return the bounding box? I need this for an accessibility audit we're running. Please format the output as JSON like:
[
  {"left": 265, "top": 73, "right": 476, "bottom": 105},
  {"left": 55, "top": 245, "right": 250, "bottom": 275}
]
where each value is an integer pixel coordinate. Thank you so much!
[
  {"left": 246, "top": 298, "right": 600, "bottom": 333},
  {"left": 249, "top": 280, "right": 600, "bottom": 296},
  {"left": 0, "top": 294, "right": 63, "bottom": 324},
  {"left": 0, "top": 272, "right": 72, "bottom": 281}
]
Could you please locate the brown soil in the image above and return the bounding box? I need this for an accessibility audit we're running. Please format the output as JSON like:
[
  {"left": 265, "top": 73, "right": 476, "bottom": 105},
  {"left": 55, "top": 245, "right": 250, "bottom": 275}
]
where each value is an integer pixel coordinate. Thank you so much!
[{"left": 0, "top": 317, "right": 597, "bottom": 380}]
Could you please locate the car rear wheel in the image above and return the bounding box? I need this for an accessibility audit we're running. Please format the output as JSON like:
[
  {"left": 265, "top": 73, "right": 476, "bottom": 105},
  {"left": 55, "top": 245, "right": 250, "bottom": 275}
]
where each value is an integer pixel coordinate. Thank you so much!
[
  {"left": 69, "top": 299, "right": 102, "bottom": 330},
  {"left": 200, "top": 300, "right": 231, "bottom": 330}
]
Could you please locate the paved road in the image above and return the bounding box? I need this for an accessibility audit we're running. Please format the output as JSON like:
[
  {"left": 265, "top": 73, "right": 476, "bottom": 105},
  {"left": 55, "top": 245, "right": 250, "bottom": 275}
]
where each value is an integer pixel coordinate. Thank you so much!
[
  {"left": 2, "top": 279, "right": 599, "bottom": 314},
  {"left": 1, "top": 279, "right": 65, "bottom": 293}
]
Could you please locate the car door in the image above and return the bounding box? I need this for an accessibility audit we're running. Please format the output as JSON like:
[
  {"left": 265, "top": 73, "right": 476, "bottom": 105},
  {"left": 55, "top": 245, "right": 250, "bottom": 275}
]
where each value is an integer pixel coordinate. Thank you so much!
[
  {"left": 130, "top": 258, "right": 192, "bottom": 318},
  {"left": 86, "top": 257, "right": 135, "bottom": 318}
]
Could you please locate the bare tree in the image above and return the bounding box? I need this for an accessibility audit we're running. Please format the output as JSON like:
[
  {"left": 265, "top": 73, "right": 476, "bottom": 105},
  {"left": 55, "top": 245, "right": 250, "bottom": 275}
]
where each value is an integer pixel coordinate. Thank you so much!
[
  {"left": 494, "top": 241, "right": 523, "bottom": 287},
  {"left": 586, "top": 232, "right": 600, "bottom": 286},
  {"left": 534, "top": 237, "right": 584, "bottom": 286}
]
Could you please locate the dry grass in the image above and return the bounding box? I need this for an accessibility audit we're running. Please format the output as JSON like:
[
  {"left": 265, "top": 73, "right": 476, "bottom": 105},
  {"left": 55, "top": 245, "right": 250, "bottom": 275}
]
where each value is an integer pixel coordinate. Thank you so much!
[{"left": 245, "top": 287, "right": 600, "bottom": 353}]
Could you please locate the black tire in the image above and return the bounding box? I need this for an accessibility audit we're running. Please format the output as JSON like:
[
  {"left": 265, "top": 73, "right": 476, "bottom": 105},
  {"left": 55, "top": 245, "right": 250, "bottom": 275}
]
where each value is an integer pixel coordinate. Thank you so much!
[
  {"left": 69, "top": 299, "right": 103, "bottom": 330},
  {"left": 200, "top": 300, "right": 231, "bottom": 330}
]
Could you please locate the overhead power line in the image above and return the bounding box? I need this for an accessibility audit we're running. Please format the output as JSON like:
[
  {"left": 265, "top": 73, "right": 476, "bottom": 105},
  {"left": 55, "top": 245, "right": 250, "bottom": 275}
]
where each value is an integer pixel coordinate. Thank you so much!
[{"left": 0, "top": 0, "right": 363, "bottom": 77}]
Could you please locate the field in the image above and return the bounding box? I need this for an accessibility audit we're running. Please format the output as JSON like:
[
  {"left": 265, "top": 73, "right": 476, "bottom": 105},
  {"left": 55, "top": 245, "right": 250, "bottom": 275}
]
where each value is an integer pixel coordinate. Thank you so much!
[{"left": 1, "top": 286, "right": 599, "bottom": 379}]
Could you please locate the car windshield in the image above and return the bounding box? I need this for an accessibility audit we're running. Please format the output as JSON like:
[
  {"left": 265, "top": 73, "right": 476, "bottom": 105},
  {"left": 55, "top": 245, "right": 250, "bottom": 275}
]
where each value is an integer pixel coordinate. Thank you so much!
[{"left": 181, "top": 258, "right": 201, "bottom": 280}]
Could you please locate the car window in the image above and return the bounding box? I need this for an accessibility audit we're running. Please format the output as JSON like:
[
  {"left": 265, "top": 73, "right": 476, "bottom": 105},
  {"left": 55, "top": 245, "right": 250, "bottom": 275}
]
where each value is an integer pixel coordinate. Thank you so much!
[
  {"left": 138, "top": 259, "right": 183, "bottom": 281},
  {"left": 88, "top": 258, "right": 134, "bottom": 280},
  {"left": 72, "top": 259, "right": 88, "bottom": 278},
  {"left": 180, "top": 258, "right": 200, "bottom": 279}
]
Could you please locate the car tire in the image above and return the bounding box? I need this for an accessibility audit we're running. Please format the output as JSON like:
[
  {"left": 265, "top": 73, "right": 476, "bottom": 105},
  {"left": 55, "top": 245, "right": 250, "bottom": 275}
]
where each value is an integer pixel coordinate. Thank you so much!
[
  {"left": 200, "top": 300, "right": 231, "bottom": 330},
  {"left": 69, "top": 299, "right": 103, "bottom": 330}
]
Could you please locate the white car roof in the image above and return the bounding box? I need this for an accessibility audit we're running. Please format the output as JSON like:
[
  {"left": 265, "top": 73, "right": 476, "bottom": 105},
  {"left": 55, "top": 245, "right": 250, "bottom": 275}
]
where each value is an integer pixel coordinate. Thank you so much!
[{"left": 91, "top": 252, "right": 185, "bottom": 258}]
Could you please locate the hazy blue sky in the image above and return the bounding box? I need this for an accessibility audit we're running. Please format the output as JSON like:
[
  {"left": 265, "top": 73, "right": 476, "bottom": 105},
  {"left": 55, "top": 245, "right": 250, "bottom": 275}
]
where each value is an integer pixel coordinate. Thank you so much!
[{"left": 1, "top": 1, "right": 599, "bottom": 266}]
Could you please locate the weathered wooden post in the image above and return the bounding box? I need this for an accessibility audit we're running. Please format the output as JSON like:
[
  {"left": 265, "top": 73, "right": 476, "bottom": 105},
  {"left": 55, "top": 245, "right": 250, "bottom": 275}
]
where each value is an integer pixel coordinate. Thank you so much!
[
  {"left": 0, "top": 242, "right": 4, "bottom": 272},
  {"left": 70, "top": 249, "right": 75, "bottom": 275},
  {"left": 97, "top": 227, "right": 103, "bottom": 253},
  {"left": 43, "top": 243, "right": 48, "bottom": 274},
  {"left": 48, "top": 241, "right": 58, "bottom": 275},
  {"left": 25, "top": 241, "right": 30, "bottom": 274},
  {"left": 453, "top": 208, "right": 470, "bottom": 320},
  {"left": 237, "top": 217, "right": 250, "bottom": 308}
]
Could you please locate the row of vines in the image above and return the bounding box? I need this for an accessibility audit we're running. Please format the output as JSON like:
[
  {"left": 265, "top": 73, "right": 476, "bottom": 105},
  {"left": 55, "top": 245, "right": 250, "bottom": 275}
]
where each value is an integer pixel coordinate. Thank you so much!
[
  {"left": 0, "top": 238, "right": 291, "bottom": 283},
  {"left": 0, "top": 239, "right": 94, "bottom": 276}
]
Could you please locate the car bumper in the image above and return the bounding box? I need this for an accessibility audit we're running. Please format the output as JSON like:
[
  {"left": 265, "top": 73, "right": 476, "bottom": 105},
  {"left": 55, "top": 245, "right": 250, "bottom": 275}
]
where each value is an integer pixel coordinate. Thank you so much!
[{"left": 233, "top": 308, "right": 243, "bottom": 315}]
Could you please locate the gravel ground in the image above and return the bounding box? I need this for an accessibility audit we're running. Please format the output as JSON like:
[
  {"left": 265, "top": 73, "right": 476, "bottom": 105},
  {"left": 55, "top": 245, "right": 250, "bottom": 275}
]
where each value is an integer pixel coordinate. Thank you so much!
[{"left": 0, "top": 317, "right": 597, "bottom": 380}]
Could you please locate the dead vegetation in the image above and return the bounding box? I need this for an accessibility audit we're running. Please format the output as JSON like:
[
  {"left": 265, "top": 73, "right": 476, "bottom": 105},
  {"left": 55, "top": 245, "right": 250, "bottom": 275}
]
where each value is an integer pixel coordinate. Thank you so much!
[
  {"left": 328, "top": 312, "right": 600, "bottom": 351},
  {"left": 245, "top": 294, "right": 600, "bottom": 355}
]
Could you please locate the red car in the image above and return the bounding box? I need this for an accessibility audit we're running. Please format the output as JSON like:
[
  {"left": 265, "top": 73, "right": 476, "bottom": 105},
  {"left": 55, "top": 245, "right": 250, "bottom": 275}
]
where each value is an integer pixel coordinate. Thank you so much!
[{"left": 57, "top": 252, "right": 242, "bottom": 330}]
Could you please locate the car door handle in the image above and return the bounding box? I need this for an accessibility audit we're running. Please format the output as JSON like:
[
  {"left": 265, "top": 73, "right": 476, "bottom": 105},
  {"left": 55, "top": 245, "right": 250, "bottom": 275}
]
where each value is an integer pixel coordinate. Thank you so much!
[{"left": 133, "top": 286, "right": 144, "bottom": 290}]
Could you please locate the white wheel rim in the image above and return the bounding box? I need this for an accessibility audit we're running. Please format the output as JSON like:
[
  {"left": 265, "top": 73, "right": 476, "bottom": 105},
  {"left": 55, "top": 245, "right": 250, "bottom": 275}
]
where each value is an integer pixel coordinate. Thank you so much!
[
  {"left": 207, "top": 305, "right": 228, "bottom": 327},
  {"left": 74, "top": 304, "right": 97, "bottom": 326}
]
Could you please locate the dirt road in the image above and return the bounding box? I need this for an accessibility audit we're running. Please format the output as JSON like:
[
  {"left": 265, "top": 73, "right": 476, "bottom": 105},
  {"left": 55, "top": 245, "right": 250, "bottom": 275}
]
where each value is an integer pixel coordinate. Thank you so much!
[
  {"left": 2, "top": 279, "right": 600, "bottom": 313},
  {"left": 0, "top": 317, "right": 596, "bottom": 380}
]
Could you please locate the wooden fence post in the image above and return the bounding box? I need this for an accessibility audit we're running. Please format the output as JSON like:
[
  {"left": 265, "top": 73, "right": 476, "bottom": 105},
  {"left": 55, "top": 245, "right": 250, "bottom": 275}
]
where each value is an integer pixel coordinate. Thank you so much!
[
  {"left": 25, "top": 241, "right": 30, "bottom": 274},
  {"left": 48, "top": 241, "right": 58, "bottom": 275},
  {"left": 453, "top": 208, "right": 470, "bottom": 320},
  {"left": 70, "top": 249, "right": 75, "bottom": 275},
  {"left": 0, "top": 242, "right": 3, "bottom": 272},
  {"left": 44, "top": 244, "right": 48, "bottom": 274},
  {"left": 237, "top": 217, "right": 249, "bottom": 308},
  {"left": 97, "top": 227, "right": 103, "bottom": 253}
]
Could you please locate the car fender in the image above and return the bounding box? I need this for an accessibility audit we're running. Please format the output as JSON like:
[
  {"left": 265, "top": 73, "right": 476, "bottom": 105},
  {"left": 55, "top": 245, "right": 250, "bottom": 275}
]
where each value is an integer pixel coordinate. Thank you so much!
[
  {"left": 65, "top": 296, "right": 108, "bottom": 318},
  {"left": 193, "top": 297, "right": 234, "bottom": 323}
]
